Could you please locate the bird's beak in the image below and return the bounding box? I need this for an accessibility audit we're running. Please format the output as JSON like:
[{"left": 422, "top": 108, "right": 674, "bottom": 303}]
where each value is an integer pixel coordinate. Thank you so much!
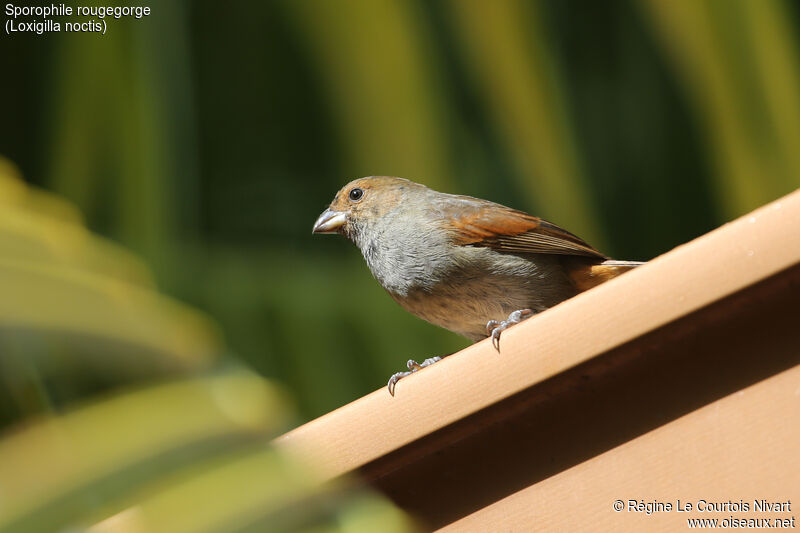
[{"left": 312, "top": 208, "right": 347, "bottom": 234}]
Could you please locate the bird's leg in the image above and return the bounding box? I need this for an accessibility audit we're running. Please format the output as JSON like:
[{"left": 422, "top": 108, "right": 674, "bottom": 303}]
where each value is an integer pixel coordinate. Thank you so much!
[
  {"left": 486, "top": 309, "right": 534, "bottom": 351},
  {"left": 387, "top": 357, "right": 442, "bottom": 396}
]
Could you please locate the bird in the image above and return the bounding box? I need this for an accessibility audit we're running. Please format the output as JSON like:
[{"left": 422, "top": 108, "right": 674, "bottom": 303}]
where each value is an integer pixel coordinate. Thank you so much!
[{"left": 312, "top": 176, "right": 643, "bottom": 395}]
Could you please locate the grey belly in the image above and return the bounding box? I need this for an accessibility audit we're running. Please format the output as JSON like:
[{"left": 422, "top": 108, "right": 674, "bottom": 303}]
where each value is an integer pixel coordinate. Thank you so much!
[{"left": 390, "top": 259, "right": 577, "bottom": 342}]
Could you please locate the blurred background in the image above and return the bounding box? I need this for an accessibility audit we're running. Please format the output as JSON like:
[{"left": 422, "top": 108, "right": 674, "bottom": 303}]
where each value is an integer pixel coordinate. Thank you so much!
[{"left": 1, "top": 0, "right": 799, "bottom": 530}]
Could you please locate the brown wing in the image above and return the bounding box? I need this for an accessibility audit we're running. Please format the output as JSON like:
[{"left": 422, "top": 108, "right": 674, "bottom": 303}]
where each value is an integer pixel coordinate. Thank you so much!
[{"left": 439, "top": 195, "right": 607, "bottom": 259}]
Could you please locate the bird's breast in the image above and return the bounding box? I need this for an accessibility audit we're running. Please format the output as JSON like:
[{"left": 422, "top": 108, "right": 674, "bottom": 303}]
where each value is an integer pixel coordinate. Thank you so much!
[
  {"left": 356, "top": 221, "right": 454, "bottom": 295},
  {"left": 361, "top": 237, "right": 447, "bottom": 295}
]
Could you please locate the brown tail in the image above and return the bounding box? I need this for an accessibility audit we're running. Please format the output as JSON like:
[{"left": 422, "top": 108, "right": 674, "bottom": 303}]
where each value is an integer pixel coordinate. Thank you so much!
[{"left": 566, "top": 259, "right": 645, "bottom": 292}]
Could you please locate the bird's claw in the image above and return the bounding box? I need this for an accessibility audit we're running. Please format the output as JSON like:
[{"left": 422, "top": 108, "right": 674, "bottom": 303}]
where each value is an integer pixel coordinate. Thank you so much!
[
  {"left": 387, "top": 357, "right": 442, "bottom": 396},
  {"left": 387, "top": 371, "right": 411, "bottom": 396},
  {"left": 486, "top": 309, "right": 534, "bottom": 351}
]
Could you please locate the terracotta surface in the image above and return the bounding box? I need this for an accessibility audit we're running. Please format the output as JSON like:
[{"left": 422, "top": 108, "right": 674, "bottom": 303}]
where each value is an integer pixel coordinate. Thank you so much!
[
  {"left": 274, "top": 189, "right": 800, "bottom": 530},
  {"left": 442, "top": 365, "right": 800, "bottom": 532}
]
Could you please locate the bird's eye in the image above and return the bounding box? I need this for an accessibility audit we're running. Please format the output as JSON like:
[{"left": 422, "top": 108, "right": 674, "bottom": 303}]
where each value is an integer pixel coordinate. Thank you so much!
[{"left": 348, "top": 188, "right": 364, "bottom": 202}]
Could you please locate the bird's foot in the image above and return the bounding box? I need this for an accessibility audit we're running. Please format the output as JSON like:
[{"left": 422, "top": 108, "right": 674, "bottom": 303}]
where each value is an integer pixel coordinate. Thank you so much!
[
  {"left": 387, "top": 357, "right": 442, "bottom": 396},
  {"left": 486, "top": 309, "right": 534, "bottom": 351}
]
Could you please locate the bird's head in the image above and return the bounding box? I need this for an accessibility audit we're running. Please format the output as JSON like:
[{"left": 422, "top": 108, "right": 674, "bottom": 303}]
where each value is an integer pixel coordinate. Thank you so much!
[{"left": 312, "top": 176, "right": 426, "bottom": 242}]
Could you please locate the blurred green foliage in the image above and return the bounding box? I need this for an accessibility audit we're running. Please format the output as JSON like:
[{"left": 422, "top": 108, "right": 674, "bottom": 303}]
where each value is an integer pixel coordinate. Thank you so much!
[
  {"left": 0, "top": 166, "right": 416, "bottom": 532},
  {"left": 1, "top": 0, "right": 799, "bottom": 424}
]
